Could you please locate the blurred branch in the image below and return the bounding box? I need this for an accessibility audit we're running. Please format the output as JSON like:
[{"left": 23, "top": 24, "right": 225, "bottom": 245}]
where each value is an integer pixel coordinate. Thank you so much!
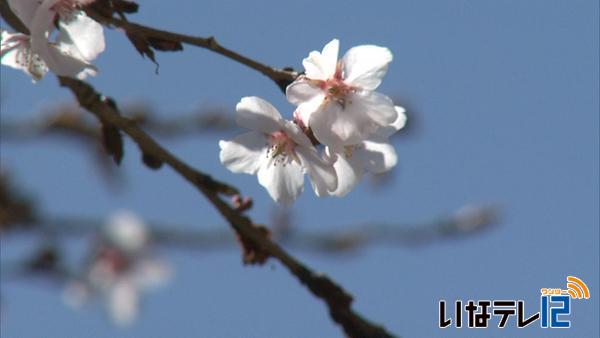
[
  {"left": 0, "top": 105, "right": 237, "bottom": 141},
  {"left": 0, "top": 172, "right": 36, "bottom": 232},
  {"left": 2, "top": 206, "right": 499, "bottom": 253}
]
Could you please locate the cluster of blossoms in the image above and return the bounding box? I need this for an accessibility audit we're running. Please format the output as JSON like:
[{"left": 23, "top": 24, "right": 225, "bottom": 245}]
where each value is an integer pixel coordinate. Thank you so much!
[
  {"left": 64, "top": 211, "right": 171, "bottom": 325},
  {"left": 1, "top": 0, "right": 105, "bottom": 81},
  {"left": 220, "top": 39, "right": 406, "bottom": 205}
]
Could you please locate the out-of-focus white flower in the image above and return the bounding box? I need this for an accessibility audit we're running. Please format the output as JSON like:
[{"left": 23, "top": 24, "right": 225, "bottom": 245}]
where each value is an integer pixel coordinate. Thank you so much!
[
  {"left": 219, "top": 96, "right": 337, "bottom": 205},
  {"left": 88, "top": 250, "right": 170, "bottom": 326},
  {"left": 286, "top": 39, "right": 398, "bottom": 149},
  {"left": 63, "top": 211, "right": 171, "bottom": 326},
  {"left": 326, "top": 106, "right": 406, "bottom": 196},
  {"left": 105, "top": 211, "right": 149, "bottom": 254},
  {"left": 1, "top": 0, "right": 105, "bottom": 81}
]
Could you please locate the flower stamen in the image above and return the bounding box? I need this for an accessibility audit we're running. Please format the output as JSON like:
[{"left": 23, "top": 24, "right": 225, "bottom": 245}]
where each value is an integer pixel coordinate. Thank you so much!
[{"left": 266, "top": 131, "right": 298, "bottom": 167}]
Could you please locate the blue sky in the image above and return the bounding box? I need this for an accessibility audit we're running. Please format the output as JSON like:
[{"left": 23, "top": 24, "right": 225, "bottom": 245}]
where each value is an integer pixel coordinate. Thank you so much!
[{"left": 1, "top": 0, "right": 598, "bottom": 337}]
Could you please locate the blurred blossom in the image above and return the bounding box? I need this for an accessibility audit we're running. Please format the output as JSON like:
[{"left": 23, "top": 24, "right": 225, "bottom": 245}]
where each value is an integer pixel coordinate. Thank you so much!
[
  {"left": 105, "top": 211, "right": 149, "bottom": 253},
  {"left": 63, "top": 211, "right": 171, "bottom": 326}
]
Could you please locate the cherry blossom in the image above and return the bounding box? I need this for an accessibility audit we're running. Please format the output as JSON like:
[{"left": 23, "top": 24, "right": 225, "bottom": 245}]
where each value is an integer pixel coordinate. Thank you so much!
[
  {"left": 63, "top": 211, "right": 171, "bottom": 326},
  {"left": 219, "top": 97, "right": 337, "bottom": 205},
  {"left": 286, "top": 39, "right": 398, "bottom": 149},
  {"left": 1, "top": 0, "right": 105, "bottom": 81},
  {"left": 325, "top": 106, "right": 407, "bottom": 196}
]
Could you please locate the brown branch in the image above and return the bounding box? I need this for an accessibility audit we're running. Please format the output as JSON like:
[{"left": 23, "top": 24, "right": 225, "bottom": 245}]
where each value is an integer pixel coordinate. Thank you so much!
[
  {"left": 58, "top": 77, "right": 397, "bottom": 338},
  {"left": 84, "top": 7, "right": 298, "bottom": 92}
]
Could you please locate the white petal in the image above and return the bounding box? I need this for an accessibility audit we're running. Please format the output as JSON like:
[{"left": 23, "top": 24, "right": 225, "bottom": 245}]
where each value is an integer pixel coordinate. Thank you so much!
[
  {"left": 343, "top": 45, "right": 393, "bottom": 90},
  {"left": 302, "top": 39, "right": 339, "bottom": 80},
  {"left": 1, "top": 31, "right": 48, "bottom": 81},
  {"left": 219, "top": 131, "right": 266, "bottom": 174},
  {"left": 281, "top": 120, "right": 313, "bottom": 149},
  {"left": 311, "top": 92, "right": 389, "bottom": 148},
  {"left": 320, "top": 39, "right": 340, "bottom": 77},
  {"left": 62, "top": 281, "right": 91, "bottom": 309},
  {"left": 376, "top": 106, "right": 407, "bottom": 138},
  {"left": 257, "top": 159, "right": 304, "bottom": 205},
  {"left": 108, "top": 279, "right": 139, "bottom": 326},
  {"left": 286, "top": 77, "right": 323, "bottom": 105},
  {"left": 133, "top": 258, "right": 171, "bottom": 289},
  {"left": 328, "top": 148, "right": 363, "bottom": 197},
  {"left": 358, "top": 140, "right": 398, "bottom": 174},
  {"left": 295, "top": 146, "right": 337, "bottom": 197},
  {"left": 49, "top": 43, "right": 98, "bottom": 78},
  {"left": 106, "top": 211, "right": 148, "bottom": 253},
  {"left": 59, "top": 10, "right": 105, "bottom": 61},
  {"left": 293, "top": 94, "right": 326, "bottom": 129},
  {"left": 8, "top": 0, "right": 41, "bottom": 30},
  {"left": 352, "top": 91, "right": 398, "bottom": 128},
  {"left": 235, "top": 97, "right": 284, "bottom": 133},
  {"left": 30, "top": 0, "right": 97, "bottom": 79}
]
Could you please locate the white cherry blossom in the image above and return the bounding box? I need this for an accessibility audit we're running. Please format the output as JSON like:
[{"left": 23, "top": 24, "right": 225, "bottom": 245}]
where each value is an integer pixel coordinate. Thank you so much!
[
  {"left": 63, "top": 211, "right": 171, "bottom": 326},
  {"left": 326, "top": 106, "right": 406, "bottom": 196},
  {"left": 1, "top": 0, "right": 105, "bottom": 81},
  {"left": 219, "top": 96, "right": 337, "bottom": 205},
  {"left": 287, "top": 39, "right": 398, "bottom": 149}
]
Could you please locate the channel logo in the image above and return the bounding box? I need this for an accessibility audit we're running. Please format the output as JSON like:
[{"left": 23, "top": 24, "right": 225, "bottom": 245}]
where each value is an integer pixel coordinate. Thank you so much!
[
  {"left": 439, "top": 276, "right": 591, "bottom": 329},
  {"left": 566, "top": 276, "right": 590, "bottom": 299}
]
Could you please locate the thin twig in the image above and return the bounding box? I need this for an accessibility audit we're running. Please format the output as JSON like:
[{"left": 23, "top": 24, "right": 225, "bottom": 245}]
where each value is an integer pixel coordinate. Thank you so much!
[{"left": 84, "top": 7, "right": 299, "bottom": 91}]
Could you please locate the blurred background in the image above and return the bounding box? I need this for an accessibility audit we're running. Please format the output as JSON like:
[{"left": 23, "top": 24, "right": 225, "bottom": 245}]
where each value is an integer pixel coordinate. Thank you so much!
[{"left": 1, "top": 0, "right": 598, "bottom": 337}]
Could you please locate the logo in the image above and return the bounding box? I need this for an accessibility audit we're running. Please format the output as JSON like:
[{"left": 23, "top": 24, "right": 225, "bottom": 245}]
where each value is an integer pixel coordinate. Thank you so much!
[{"left": 439, "top": 276, "right": 590, "bottom": 329}]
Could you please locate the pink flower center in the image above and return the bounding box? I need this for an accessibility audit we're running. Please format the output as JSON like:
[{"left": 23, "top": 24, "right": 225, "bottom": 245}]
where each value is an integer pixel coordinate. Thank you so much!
[
  {"left": 266, "top": 131, "right": 298, "bottom": 166},
  {"left": 316, "top": 61, "right": 355, "bottom": 107},
  {"left": 95, "top": 246, "right": 131, "bottom": 274}
]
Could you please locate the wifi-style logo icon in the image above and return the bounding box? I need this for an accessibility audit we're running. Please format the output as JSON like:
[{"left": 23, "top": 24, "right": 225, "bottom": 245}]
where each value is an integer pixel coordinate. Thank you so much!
[{"left": 566, "top": 276, "right": 590, "bottom": 300}]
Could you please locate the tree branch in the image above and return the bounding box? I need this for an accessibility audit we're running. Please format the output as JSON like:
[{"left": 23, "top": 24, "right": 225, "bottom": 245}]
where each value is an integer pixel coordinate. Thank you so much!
[
  {"left": 58, "top": 76, "right": 397, "bottom": 338},
  {"left": 84, "top": 7, "right": 299, "bottom": 92}
]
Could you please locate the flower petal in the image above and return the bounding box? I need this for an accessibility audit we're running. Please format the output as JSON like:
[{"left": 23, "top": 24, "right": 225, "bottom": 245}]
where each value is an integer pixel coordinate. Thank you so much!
[
  {"left": 358, "top": 140, "right": 398, "bottom": 173},
  {"left": 293, "top": 94, "right": 326, "bottom": 129},
  {"left": 108, "top": 279, "right": 139, "bottom": 326},
  {"left": 30, "top": 0, "right": 97, "bottom": 79},
  {"left": 235, "top": 96, "right": 284, "bottom": 133},
  {"left": 106, "top": 211, "right": 148, "bottom": 253},
  {"left": 295, "top": 145, "right": 337, "bottom": 197},
  {"left": 59, "top": 10, "right": 105, "bottom": 61},
  {"left": 309, "top": 99, "right": 373, "bottom": 149},
  {"left": 302, "top": 39, "right": 339, "bottom": 80},
  {"left": 133, "top": 258, "right": 171, "bottom": 289},
  {"left": 257, "top": 159, "right": 304, "bottom": 205},
  {"left": 320, "top": 38, "right": 340, "bottom": 77},
  {"left": 343, "top": 45, "right": 392, "bottom": 90},
  {"left": 7, "top": 0, "right": 41, "bottom": 30},
  {"left": 1, "top": 31, "right": 48, "bottom": 81},
  {"left": 219, "top": 131, "right": 266, "bottom": 174},
  {"left": 352, "top": 91, "right": 398, "bottom": 128},
  {"left": 376, "top": 106, "right": 407, "bottom": 138},
  {"left": 286, "top": 77, "right": 323, "bottom": 106},
  {"left": 328, "top": 148, "right": 363, "bottom": 197}
]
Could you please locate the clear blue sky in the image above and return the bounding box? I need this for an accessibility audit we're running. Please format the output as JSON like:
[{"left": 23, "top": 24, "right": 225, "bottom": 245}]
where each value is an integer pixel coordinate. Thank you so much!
[{"left": 1, "top": 0, "right": 598, "bottom": 337}]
